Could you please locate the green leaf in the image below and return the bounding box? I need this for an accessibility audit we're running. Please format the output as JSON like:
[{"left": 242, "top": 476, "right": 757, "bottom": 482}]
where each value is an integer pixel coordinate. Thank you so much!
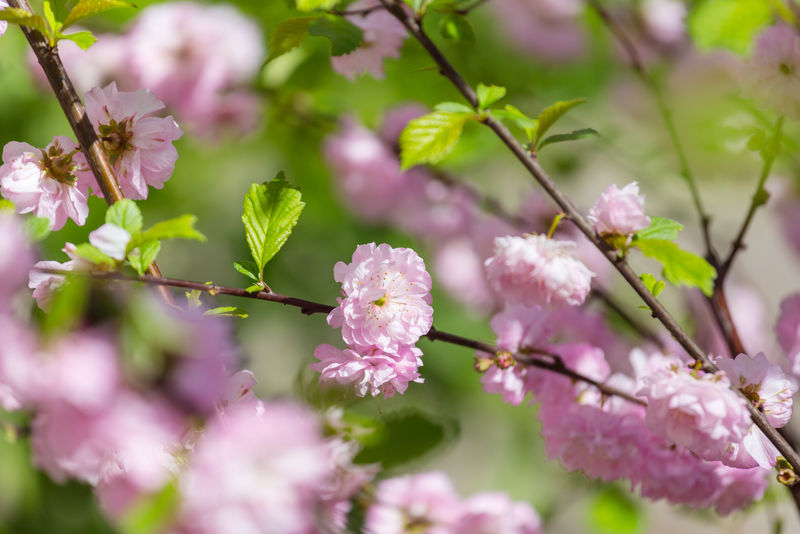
[
  {"left": 205, "top": 306, "right": 249, "bottom": 318},
  {"left": 129, "top": 215, "right": 206, "bottom": 251},
  {"left": 688, "top": 0, "right": 772, "bottom": 55},
  {"left": 23, "top": 216, "right": 51, "bottom": 242},
  {"left": 434, "top": 101, "right": 474, "bottom": 114},
  {"left": 43, "top": 1, "right": 60, "bottom": 33},
  {"left": 106, "top": 199, "right": 143, "bottom": 235},
  {"left": 634, "top": 239, "right": 717, "bottom": 296},
  {"left": 296, "top": 0, "right": 341, "bottom": 12},
  {"left": 245, "top": 283, "right": 264, "bottom": 293},
  {"left": 438, "top": 14, "right": 474, "bottom": 44},
  {"left": 0, "top": 199, "right": 14, "bottom": 211},
  {"left": 118, "top": 482, "right": 179, "bottom": 534},
  {"left": 533, "top": 98, "right": 586, "bottom": 149},
  {"left": 399, "top": 111, "right": 471, "bottom": 169},
  {"left": 538, "top": 128, "right": 599, "bottom": 150},
  {"left": 476, "top": 83, "right": 506, "bottom": 110},
  {"left": 233, "top": 260, "right": 259, "bottom": 281},
  {"left": 491, "top": 104, "right": 537, "bottom": 141},
  {"left": 639, "top": 273, "right": 665, "bottom": 297},
  {"left": 354, "top": 409, "right": 459, "bottom": 469},
  {"left": 634, "top": 216, "right": 684, "bottom": 241},
  {"left": 308, "top": 15, "right": 364, "bottom": 56},
  {"left": 128, "top": 240, "right": 160, "bottom": 276},
  {"left": 63, "top": 0, "right": 135, "bottom": 28},
  {"left": 58, "top": 30, "right": 96, "bottom": 49},
  {"left": 587, "top": 488, "right": 644, "bottom": 534},
  {"left": 0, "top": 8, "right": 48, "bottom": 35},
  {"left": 267, "top": 17, "right": 314, "bottom": 62},
  {"left": 241, "top": 173, "right": 306, "bottom": 280},
  {"left": 72, "top": 243, "right": 116, "bottom": 266}
]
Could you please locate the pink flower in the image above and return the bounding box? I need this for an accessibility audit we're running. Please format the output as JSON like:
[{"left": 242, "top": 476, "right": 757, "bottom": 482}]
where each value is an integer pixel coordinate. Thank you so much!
[
  {"left": 0, "top": 137, "right": 92, "bottom": 230},
  {"left": 319, "top": 438, "right": 379, "bottom": 532},
  {"left": 0, "top": 212, "right": 33, "bottom": 302},
  {"left": 84, "top": 82, "right": 182, "bottom": 199},
  {"left": 490, "top": 0, "right": 585, "bottom": 62},
  {"left": 177, "top": 403, "right": 330, "bottom": 534},
  {"left": 717, "top": 352, "right": 796, "bottom": 428},
  {"left": 777, "top": 293, "right": 800, "bottom": 374},
  {"left": 711, "top": 464, "right": 770, "bottom": 515},
  {"left": 312, "top": 343, "right": 423, "bottom": 397},
  {"left": 331, "top": 1, "right": 407, "bottom": 80},
  {"left": 485, "top": 234, "right": 595, "bottom": 308},
  {"left": 641, "top": 0, "right": 686, "bottom": 45},
  {"left": 365, "top": 471, "right": 461, "bottom": 534},
  {"left": 89, "top": 223, "right": 131, "bottom": 261},
  {"left": 746, "top": 25, "right": 800, "bottom": 119},
  {"left": 29, "top": 260, "right": 73, "bottom": 309},
  {"left": 455, "top": 493, "right": 542, "bottom": 534},
  {"left": 434, "top": 237, "right": 495, "bottom": 312},
  {"left": 635, "top": 359, "right": 752, "bottom": 464},
  {"left": 0, "top": 1, "right": 8, "bottom": 38},
  {"left": 0, "top": 316, "right": 38, "bottom": 411},
  {"left": 587, "top": 182, "right": 650, "bottom": 236},
  {"left": 379, "top": 104, "right": 428, "bottom": 142},
  {"left": 328, "top": 243, "right": 433, "bottom": 351}
]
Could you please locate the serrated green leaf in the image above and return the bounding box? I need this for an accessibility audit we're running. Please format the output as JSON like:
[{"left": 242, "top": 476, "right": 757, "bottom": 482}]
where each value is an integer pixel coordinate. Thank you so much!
[
  {"left": 538, "top": 128, "right": 599, "bottom": 150},
  {"left": 267, "top": 17, "right": 314, "bottom": 62},
  {"left": 23, "top": 216, "right": 51, "bottom": 242},
  {"left": 72, "top": 243, "right": 116, "bottom": 266},
  {"left": 0, "top": 8, "right": 48, "bottom": 35},
  {"left": 634, "top": 239, "right": 717, "bottom": 296},
  {"left": 492, "top": 104, "right": 538, "bottom": 141},
  {"left": 205, "top": 306, "right": 249, "bottom": 318},
  {"left": 438, "top": 13, "right": 474, "bottom": 44},
  {"left": 118, "top": 482, "right": 179, "bottom": 534},
  {"left": 128, "top": 215, "right": 206, "bottom": 251},
  {"left": 639, "top": 273, "right": 665, "bottom": 297},
  {"left": 128, "top": 240, "right": 160, "bottom": 276},
  {"left": 308, "top": 15, "right": 364, "bottom": 56},
  {"left": 241, "top": 173, "right": 306, "bottom": 280},
  {"left": 399, "top": 111, "right": 471, "bottom": 169},
  {"left": 634, "top": 216, "right": 684, "bottom": 241},
  {"left": 476, "top": 83, "right": 506, "bottom": 110},
  {"left": 533, "top": 98, "right": 586, "bottom": 149},
  {"left": 233, "top": 260, "right": 259, "bottom": 281},
  {"left": 63, "top": 0, "right": 134, "bottom": 28},
  {"left": 688, "top": 0, "right": 772, "bottom": 55},
  {"left": 296, "top": 0, "right": 341, "bottom": 12},
  {"left": 106, "top": 199, "right": 142, "bottom": 235},
  {"left": 58, "top": 30, "right": 96, "bottom": 49},
  {"left": 587, "top": 488, "right": 644, "bottom": 534},
  {"left": 434, "top": 101, "right": 474, "bottom": 114}
]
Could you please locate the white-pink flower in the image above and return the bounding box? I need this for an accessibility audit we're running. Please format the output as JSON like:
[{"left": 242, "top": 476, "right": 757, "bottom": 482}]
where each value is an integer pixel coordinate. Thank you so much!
[
  {"left": 84, "top": 82, "right": 182, "bottom": 200},
  {"left": 328, "top": 243, "right": 433, "bottom": 351},
  {"left": 0, "top": 137, "right": 92, "bottom": 230},
  {"left": 454, "top": 493, "right": 542, "bottom": 534},
  {"left": 0, "top": 211, "right": 33, "bottom": 302},
  {"left": 312, "top": 343, "right": 423, "bottom": 397},
  {"left": 587, "top": 181, "right": 650, "bottom": 236},
  {"left": 331, "top": 1, "right": 407, "bottom": 80},
  {"left": 485, "top": 234, "right": 595, "bottom": 308},
  {"left": 777, "top": 293, "right": 800, "bottom": 374},
  {"left": 0, "top": 316, "right": 38, "bottom": 411},
  {"left": 746, "top": 24, "right": 800, "bottom": 119}
]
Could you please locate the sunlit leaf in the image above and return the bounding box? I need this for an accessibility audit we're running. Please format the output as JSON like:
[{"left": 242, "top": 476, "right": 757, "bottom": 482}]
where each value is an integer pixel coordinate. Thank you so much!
[
  {"left": 476, "top": 83, "right": 506, "bottom": 110},
  {"left": 267, "top": 17, "right": 314, "bottom": 62},
  {"left": 634, "top": 239, "right": 717, "bottom": 296},
  {"left": 106, "top": 199, "right": 143, "bottom": 235},
  {"left": 0, "top": 8, "right": 48, "bottom": 35},
  {"left": 439, "top": 14, "right": 474, "bottom": 44},
  {"left": 538, "top": 128, "right": 599, "bottom": 150},
  {"left": 634, "top": 216, "right": 684, "bottom": 242},
  {"left": 308, "top": 15, "right": 364, "bottom": 56},
  {"left": 129, "top": 215, "right": 206, "bottom": 251},
  {"left": 63, "top": 0, "right": 134, "bottom": 28},
  {"left": 128, "top": 240, "right": 160, "bottom": 276},
  {"left": 533, "top": 98, "right": 586, "bottom": 149},
  {"left": 399, "top": 111, "right": 471, "bottom": 169},
  {"left": 204, "top": 306, "right": 249, "bottom": 318},
  {"left": 688, "top": 0, "right": 771, "bottom": 55}
]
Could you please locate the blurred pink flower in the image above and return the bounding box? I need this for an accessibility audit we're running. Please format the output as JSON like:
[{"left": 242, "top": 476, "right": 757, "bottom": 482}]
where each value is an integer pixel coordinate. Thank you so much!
[
  {"left": 433, "top": 237, "right": 495, "bottom": 312},
  {"left": 84, "top": 82, "right": 182, "bottom": 199},
  {"left": 319, "top": 438, "right": 379, "bottom": 531},
  {"left": 485, "top": 234, "right": 594, "bottom": 308},
  {"left": 0, "top": 137, "right": 92, "bottom": 230},
  {"left": 0, "top": 212, "right": 33, "bottom": 302},
  {"left": 746, "top": 24, "right": 800, "bottom": 119},
  {"left": 0, "top": 316, "right": 38, "bottom": 411},
  {"left": 0, "top": 2, "right": 7, "bottom": 38},
  {"left": 587, "top": 182, "right": 650, "bottom": 236},
  {"left": 312, "top": 343, "right": 423, "bottom": 397},
  {"left": 777, "top": 293, "right": 800, "bottom": 374},
  {"left": 379, "top": 104, "right": 428, "bottom": 143},
  {"left": 711, "top": 464, "right": 770, "bottom": 515},
  {"left": 331, "top": 1, "right": 407, "bottom": 80},
  {"left": 490, "top": 0, "right": 585, "bottom": 62},
  {"left": 641, "top": 0, "right": 686, "bottom": 45},
  {"left": 29, "top": 260, "right": 73, "bottom": 309},
  {"left": 455, "top": 493, "right": 542, "bottom": 534}
]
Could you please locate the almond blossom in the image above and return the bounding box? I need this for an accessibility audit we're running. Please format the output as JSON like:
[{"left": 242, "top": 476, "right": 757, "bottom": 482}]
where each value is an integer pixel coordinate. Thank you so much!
[
  {"left": 0, "top": 137, "right": 92, "bottom": 230},
  {"left": 587, "top": 181, "right": 650, "bottom": 237},
  {"left": 84, "top": 82, "right": 182, "bottom": 200},
  {"left": 0, "top": 211, "right": 33, "bottom": 303}
]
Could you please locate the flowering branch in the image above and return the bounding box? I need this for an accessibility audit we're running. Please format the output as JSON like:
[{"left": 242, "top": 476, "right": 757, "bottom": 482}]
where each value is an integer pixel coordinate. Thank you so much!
[
  {"left": 31, "top": 267, "right": 644, "bottom": 406},
  {"left": 374, "top": 0, "right": 800, "bottom": 477}
]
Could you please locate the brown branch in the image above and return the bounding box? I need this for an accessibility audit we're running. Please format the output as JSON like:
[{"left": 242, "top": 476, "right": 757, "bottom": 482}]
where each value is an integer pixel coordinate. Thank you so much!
[
  {"left": 8, "top": 0, "right": 171, "bottom": 302},
  {"left": 376, "top": 0, "right": 800, "bottom": 477}
]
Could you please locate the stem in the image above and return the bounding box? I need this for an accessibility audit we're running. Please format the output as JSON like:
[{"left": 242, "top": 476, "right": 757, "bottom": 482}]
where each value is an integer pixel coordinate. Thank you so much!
[
  {"left": 375, "top": 0, "right": 800, "bottom": 477},
  {"left": 32, "top": 267, "right": 642, "bottom": 406},
  {"left": 8, "top": 0, "right": 171, "bottom": 302}
]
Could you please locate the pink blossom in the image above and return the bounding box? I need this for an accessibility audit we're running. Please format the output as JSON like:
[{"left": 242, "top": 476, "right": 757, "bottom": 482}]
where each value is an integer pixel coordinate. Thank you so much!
[
  {"left": 0, "top": 137, "right": 92, "bottom": 230},
  {"left": 217, "top": 369, "right": 260, "bottom": 413},
  {"left": 0, "top": 211, "right": 33, "bottom": 302},
  {"left": 635, "top": 359, "right": 752, "bottom": 464},
  {"left": 312, "top": 343, "right": 423, "bottom": 397},
  {"left": 587, "top": 182, "right": 650, "bottom": 236},
  {"left": 777, "top": 293, "right": 800, "bottom": 374},
  {"left": 746, "top": 25, "right": 800, "bottom": 119},
  {"left": 455, "top": 493, "right": 542, "bottom": 534},
  {"left": 89, "top": 223, "right": 131, "bottom": 261},
  {"left": 177, "top": 403, "right": 330, "bottom": 534},
  {"left": 319, "top": 438, "right": 379, "bottom": 532},
  {"left": 331, "top": 1, "right": 407, "bottom": 80},
  {"left": 434, "top": 237, "right": 495, "bottom": 312},
  {"left": 0, "top": 316, "right": 38, "bottom": 411},
  {"left": 84, "top": 82, "right": 182, "bottom": 200},
  {"left": 485, "top": 234, "right": 595, "bottom": 308},
  {"left": 711, "top": 464, "right": 770, "bottom": 515},
  {"left": 0, "top": 1, "right": 7, "bottom": 38},
  {"left": 364, "top": 471, "right": 461, "bottom": 534},
  {"left": 641, "top": 0, "right": 686, "bottom": 45},
  {"left": 490, "top": 0, "right": 585, "bottom": 62},
  {"left": 480, "top": 366, "right": 530, "bottom": 406},
  {"left": 328, "top": 243, "right": 433, "bottom": 351},
  {"left": 29, "top": 260, "right": 73, "bottom": 309}
]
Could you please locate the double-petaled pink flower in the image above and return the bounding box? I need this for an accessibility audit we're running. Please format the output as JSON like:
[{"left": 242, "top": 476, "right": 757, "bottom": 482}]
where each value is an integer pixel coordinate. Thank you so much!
[{"left": 588, "top": 181, "right": 650, "bottom": 237}]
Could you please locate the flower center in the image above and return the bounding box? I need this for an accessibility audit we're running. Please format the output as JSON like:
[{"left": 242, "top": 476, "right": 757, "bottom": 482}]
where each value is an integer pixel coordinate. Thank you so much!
[
  {"left": 373, "top": 294, "right": 387, "bottom": 307},
  {"left": 99, "top": 118, "right": 134, "bottom": 165},
  {"left": 741, "top": 383, "right": 763, "bottom": 408},
  {"left": 39, "top": 142, "right": 79, "bottom": 185}
]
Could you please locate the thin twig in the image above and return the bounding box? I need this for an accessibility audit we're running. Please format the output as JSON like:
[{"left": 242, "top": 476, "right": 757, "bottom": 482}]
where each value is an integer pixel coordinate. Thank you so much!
[{"left": 376, "top": 0, "right": 800, "bottom": 477}]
